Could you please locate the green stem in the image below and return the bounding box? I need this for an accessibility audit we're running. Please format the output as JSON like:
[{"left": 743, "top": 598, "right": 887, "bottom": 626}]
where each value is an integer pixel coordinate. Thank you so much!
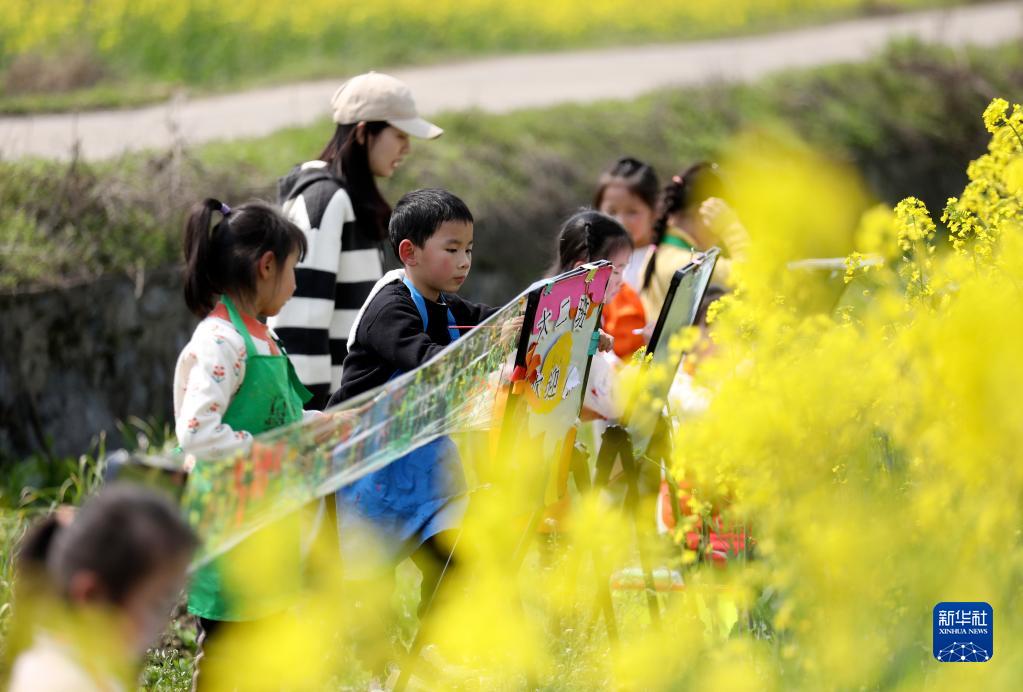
[{"left": 1007, "top": 121, "right": 1023, "bottom": 151}]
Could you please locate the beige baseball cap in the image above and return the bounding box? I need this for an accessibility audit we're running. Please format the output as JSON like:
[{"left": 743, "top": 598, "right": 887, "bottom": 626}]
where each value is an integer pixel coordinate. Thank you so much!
[{"left": 330, "top": 72, "right": 443, "bottom": 139}]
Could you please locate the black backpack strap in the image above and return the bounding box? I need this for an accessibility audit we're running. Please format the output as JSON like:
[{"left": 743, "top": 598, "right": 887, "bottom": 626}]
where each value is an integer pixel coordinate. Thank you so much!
[{"left": 277, "top": 167, "right": 339, "bottom": 205}]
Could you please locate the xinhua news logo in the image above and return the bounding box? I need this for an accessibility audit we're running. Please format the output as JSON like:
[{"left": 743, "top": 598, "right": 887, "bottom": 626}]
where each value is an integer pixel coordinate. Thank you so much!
[{"left": 933, "top": 602, "right": 993, "bottom": 663}]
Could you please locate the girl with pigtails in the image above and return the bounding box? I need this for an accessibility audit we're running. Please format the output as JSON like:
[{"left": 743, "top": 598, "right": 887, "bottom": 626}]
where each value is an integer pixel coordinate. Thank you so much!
[{"left": 172, "top": 198, "right": 318, "bottom": 688}]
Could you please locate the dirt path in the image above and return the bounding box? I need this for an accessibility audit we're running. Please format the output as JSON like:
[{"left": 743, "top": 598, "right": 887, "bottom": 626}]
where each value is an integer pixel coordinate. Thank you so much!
[{"left": 1, "top": 1, "right": 1020, "bottom": 161}]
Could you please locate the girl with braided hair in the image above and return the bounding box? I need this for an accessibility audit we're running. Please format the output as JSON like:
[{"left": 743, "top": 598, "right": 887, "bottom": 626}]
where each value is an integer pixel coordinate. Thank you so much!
[{"left": 639, "top": 161, "right": 749, "bottom": 318}]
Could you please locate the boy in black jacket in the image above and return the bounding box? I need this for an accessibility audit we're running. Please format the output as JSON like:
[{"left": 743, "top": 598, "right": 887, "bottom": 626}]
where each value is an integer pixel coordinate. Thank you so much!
[
  {"left": 330, "top": 188, "right": 495, "bottom": 404},
  {"left": 328, "top": 189, "right": 495, "bottom": 679}
]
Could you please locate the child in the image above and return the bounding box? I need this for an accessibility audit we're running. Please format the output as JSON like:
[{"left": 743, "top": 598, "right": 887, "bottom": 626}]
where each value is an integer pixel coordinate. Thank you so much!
[
  {"left": 640, "top": 162, "right": 749, "bottom": 318},
  {"left": 8, "top": 483, "right": 197, "bottom": 692},
  {"left": 326, "top": 188, "right": 494, "bottom": 676},
  {"left": 548, "top": 210, "right": 632, "bottom": 420},
  {"left": 331, "top": 188, "right": 492, "bottom": 402},
  {"left": 173, "top": 198, "right": 316, "bottom": 686},
  {"left": 592, "top": 156, "right": 659, "bottom": 358}
]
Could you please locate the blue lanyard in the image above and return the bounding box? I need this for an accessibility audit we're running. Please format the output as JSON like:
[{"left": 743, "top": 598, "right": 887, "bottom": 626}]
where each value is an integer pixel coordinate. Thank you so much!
[{"left": 402, "top": 276, "right": 461, "bottom": 342}]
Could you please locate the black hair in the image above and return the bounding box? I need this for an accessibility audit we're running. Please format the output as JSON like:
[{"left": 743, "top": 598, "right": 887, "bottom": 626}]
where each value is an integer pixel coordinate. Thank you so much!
[
  {"left": 643, "top": 161, "right": 726, "bottom": 290},
  {"left": 182, "top": 198, "right": 307, "bottom": 317},
  {"left": 592, "top": 156, "right": 660, "bottom": 212},
  {"left": 16, "top": 483, "right": 197, "bottom": 606},
  {"left": 388, "top": 188, "right": 474, "bottom": 257},
  {"left": 549, "top": 209, "right": 633, "bottom": 276},
  {"left": 319, "top": 122, "right": 392, "bottom": 241}
]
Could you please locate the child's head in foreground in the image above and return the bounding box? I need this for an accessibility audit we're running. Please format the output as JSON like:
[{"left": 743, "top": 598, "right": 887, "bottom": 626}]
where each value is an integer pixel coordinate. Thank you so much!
[
  {"left": 16, "top": 483, "right": 197, "bottom": 656},
  {"left": 389, "top": 188, "right": 475, "bottom": 299}
]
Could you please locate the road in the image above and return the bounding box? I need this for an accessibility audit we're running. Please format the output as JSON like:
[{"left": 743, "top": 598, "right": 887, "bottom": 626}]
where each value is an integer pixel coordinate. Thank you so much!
[{"left": 0, "top": 1, "right": 1020, "bottom": 161}]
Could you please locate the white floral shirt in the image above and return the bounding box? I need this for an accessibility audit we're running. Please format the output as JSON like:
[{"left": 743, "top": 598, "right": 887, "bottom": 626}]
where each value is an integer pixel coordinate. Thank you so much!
[{"left": 173, "top": 304, "right": 318, "bottom": 460}]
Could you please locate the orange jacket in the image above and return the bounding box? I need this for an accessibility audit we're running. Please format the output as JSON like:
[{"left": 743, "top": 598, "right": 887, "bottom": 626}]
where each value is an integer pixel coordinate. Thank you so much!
[{"left": 602, "top": 283, "right": 646, "bottom": 360}]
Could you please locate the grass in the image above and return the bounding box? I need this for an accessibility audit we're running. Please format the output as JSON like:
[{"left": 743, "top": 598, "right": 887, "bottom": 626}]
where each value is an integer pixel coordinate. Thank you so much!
[
  {"left": 0, "top": 83, "right": 179, "bottom": 116},
  {"left": 0, "top": 0, "right": 965, "bottom": 114}
]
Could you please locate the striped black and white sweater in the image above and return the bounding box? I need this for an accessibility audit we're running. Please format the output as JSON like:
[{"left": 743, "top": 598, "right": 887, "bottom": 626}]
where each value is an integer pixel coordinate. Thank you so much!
[{"left": 267, "top": 160, "right": 385, "bottom": 409}]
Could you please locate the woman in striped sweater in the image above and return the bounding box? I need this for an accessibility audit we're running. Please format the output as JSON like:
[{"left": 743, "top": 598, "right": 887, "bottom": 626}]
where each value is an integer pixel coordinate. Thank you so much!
[{"left": 269, "top": 72, "right": 443, "bottom": 408}]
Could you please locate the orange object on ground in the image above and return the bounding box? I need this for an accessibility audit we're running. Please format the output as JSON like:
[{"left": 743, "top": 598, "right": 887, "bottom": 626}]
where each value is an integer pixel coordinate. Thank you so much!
[{"left": 657, "top": 476, "right": 751, "bottom": 565}]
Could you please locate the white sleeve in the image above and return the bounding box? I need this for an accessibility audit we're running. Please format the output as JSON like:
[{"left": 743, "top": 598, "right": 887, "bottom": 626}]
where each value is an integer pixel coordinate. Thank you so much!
[
  {"left": 583, "top": 351, "right": 625, "bottom": 421},
  {"left": 174, "top": 327, "right": 253, "bottom": 460}
]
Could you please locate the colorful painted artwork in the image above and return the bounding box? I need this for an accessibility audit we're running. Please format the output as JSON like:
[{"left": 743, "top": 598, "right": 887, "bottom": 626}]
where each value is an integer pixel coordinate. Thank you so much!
[{"left": 182, "top": 262, "right": 612, "bottom": 565}]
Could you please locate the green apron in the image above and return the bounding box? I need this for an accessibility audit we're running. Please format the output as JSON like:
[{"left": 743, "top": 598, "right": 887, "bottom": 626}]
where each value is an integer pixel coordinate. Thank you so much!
[
  {"left": 187, "top": 295, "right": 313, "bottom": 621},
  {"left": 661, "top": 233, "right": 695, "bottom": 251}
]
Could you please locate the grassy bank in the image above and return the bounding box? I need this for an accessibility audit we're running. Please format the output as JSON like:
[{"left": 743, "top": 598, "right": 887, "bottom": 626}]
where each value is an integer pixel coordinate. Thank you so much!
[{"left": 2, "top": 40, "right": 1019, "bottom": 301}]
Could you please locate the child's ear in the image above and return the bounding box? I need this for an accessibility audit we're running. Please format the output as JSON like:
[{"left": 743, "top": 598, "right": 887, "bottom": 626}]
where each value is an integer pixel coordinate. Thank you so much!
[
  {"left": 355, "top": 121, "right": 367, "bottom": 146},
  {"left": 257, "top": 250, "right": 276, "bottom": 279},
  {"left": 398, "top": 239, "right": 418, "bottom": 266},
  {"left": 67, "top": 570, "right": 105, "bottom": 605}
]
